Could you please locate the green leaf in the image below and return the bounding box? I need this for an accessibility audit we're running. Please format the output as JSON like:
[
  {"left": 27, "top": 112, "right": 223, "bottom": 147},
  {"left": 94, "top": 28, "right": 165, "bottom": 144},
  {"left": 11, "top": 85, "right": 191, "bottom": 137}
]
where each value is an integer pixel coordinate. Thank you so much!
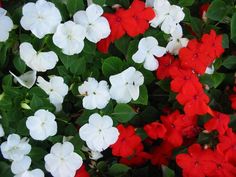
[
  {"left": 112, "top": 104, "right": 137, "bottom": 123},
  {"left": 0, "top": 162, "right": 12, "bottom": 177},
  {"left": 231, "top": 13, "right": 236, "bottom": 44},
  {"left": 162, "top": 166, "right": 175, "bottom": 177},
  {"left": 66, "top": 0, "right": 84, "bottom": 16},
  {"left": 102, "top": 57, "right": 124, "bottom": 77},
  {"left": 206, "top": 0, "right": 227, "bottom": 21},
  {"left": 108, "top": 163, "right": 130, "bottom": 176},
  {"left": 178, "top": 0, "right": 194, "bottom": 6},
  {"left": 13, "top": 55, "right": 26, "bottom": 73},
  {"left": 200, "top": 73, "right": 225, "bottom": 88},
  {"left": 114, "top": 36, "right": 131, "bottom": 55},
  {"left": 189, "top": 17, "right": 203, "bottom": 36},
  {"left": 30, "top": 94, "right": 55, "bottom": 112},
  {"left": 222, "top": 34, "right": 229, "bottom": 48},
  {"left": 132, "top": 85, "right": 148, "bottom": 105},
  {"left": 29, "top": 147, "right": 48, "bottom": 161},
  {"left": 83, "top": 40, "right": 96, "bottom": 55},
  {"left": 69, "top": 57, "right": 86, "bottom": 75},
  {"left": 93, "top": 0, "right": 106, "bottom": 6},
  {"left": 223, "top": 56, "right": 236, "bottom": 69}
]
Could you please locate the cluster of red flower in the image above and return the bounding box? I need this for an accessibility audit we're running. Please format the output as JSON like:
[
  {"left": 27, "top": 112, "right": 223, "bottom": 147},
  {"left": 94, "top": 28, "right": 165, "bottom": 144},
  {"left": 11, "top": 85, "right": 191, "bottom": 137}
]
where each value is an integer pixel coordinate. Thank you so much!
[{"left": 97, "top": 0, "right": 155, "bottom": 53}]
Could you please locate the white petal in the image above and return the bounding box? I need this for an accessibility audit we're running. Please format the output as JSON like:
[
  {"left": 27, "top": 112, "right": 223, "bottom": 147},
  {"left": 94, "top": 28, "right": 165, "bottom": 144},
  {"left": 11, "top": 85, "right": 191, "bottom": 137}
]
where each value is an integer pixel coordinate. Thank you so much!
[
  {"left": 11, "top": 156, "right": 31, "bottom": 174},
  {"left": 10, "top": 70, "right": 37, "bottom": 89}
]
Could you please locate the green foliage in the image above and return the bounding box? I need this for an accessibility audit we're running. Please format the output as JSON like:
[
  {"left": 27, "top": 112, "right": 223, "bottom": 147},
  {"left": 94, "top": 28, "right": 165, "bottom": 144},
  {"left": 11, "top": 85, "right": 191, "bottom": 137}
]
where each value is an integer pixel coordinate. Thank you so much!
[
  {"left": 206, "top": 0, "right": 228, "bottom": 21},
  {"left": 112, "top": 104, "right": 137, "bottom": 123}
]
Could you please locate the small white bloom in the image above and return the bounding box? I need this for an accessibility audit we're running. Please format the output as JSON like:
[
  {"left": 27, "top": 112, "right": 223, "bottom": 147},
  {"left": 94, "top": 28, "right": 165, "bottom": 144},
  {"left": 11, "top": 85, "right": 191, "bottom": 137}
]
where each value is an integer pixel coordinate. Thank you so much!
[
  {"left": 37, "top": 76, "right": 68, "bottom": 112},
  {"left": 166, "top": 26, "right": 188, "bottom": 55},
  {"left": 205, "top": 65, "right": 215, "bottom": 75},
  {"left": 150, "top": 0, "right": 185, "bottom": 34},
  {"left": 0, "top": 134, "right": 31, "bottom": 161},
  {"left": 109, "top": 67, "right": 144, "bottom": 103},
  {"left": 20, "top": 0, "right": 62, "bottom": 39},
  {"left": 44, "top": 142, "right": 83, "bottom": 177},
  {"left": 19, "top": 42, "right": 59, "bottom": 72},
  {"left": 73, "top": 4, "right": 110, "bottom": 43},
  {"left": 53, "top": 21, "right": 86, "bottom": 55},
  {"left": 11, "top": 156, "right": 31, "bottom": 175},
  {"left": 10, "top": 70, "right": 37, "bottom": 89},
  {"left": 132, "top": 37, "right": 166, "bottom": 71},
  {"left": 26, "top": 109, "right": 57, "bottom": 141},
  {"left": 0, "top": 8, "right": 13, "bottom": 42},
  {"left": 79, "top": 113, "right": 119, "bottom": 152},
  {"left": 78, "top": 77, "right": 110, "bottom": 110},
  {"left": 0, "top": 124, "right": 4, "bottom": 137},
  {"left": 14, "top": 169, "right": 44, "bottom": 177}
]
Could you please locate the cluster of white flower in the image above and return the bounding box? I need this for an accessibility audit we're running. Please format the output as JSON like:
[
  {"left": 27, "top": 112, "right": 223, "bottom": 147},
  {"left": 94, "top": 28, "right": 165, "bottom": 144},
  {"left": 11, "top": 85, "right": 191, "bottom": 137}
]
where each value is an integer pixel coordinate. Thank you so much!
[
  {"left": 0, "top": 8, "right": 13, "bottom": 42},
  {"left": 79, "top": 67, "right": 144, "bottom": 110},
  {"left": 0, "top": 134, "right": 44, "bottom": 177}
]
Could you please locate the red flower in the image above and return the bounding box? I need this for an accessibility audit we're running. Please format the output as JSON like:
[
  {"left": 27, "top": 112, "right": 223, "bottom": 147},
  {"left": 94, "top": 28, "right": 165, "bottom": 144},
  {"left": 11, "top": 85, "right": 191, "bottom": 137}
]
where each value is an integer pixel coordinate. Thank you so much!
[
  {"left": 179, "top": 39, "right": 211, "bottom": 74},
  {"left": 199, "top": 3, "right": 210, "bottom": 21},
  {"left": 176, "top": 84, "right": 210, "bottom": 116},
  {"left": 204, "top": 111, "right": 230, "bottom": 135},
  {"left": 217, "top": 129, "right": 236, "bottom": 166},
  {"left": 150, "top": 142, "right": 174, "bottom": 166},
  {"left": 170, "top": 66, "right": 202, "bottom": 93},
  {"left": 156, "top": 53, "right": 175, "bottom": 80},
  {"left": 120, "top": 144, "right": 151, "bottom": 166},
  {"left": 126, "top": 0, "right": 155, "bottom": 36},
  {"left": 208, "top": 150, "right": 236, "bottom": 177},
  {"left": 144, "top": 121, "right": 167, "bottom": 140},
  {"left": 201, "top": 30, "right": 224, "bottom": 60},
  {"left": 161, "top": 111, "right": 198, "bottom": 147},
  {"left": 176, "top": 144, "right": 216, "bottom": 177},
  {"left": 74, "top": 165, "right": 90, "bottom": 177},
  {"left": 111, "top": 125, "right": 142, "bottom": 158},
  {"left": 229, "top": 86, "right": 236, "bottom": 110}
]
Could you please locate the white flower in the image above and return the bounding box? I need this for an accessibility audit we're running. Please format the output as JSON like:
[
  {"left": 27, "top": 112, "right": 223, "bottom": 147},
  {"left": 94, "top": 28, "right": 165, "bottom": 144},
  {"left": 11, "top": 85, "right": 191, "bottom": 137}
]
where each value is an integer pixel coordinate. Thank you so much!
[
  {"left": 109, "top": 67, "right": 144, "bottom": 103},
  {"left": 0, "top": 8, "right": 13, "bottom": 42},
  {"left": 0, "top": 134, "right": 31, "bottom": 161},
  {"left": 132, "top": 37, "right": 166, "bottom": 71},
  {"left": 10, "top": 70, "right": 37, "bottom": 89},
  {"left": 20, "top": 0, "right": 62, "bottom": 39},
  {"left": 53, "top": 21, "right": 86, "bottom": 55},
  {"left": 78, "top": 77, "right": 110, "bottom": 110},
  {"left": 150, "top": 0, "right": 185, "bottom": 34},
  {"left": 19, "top": 42, "right": 58, "bottom": 72},
  {"left": 166, "top": 26, "right": 188, "bottom": 55},
  {"left": 26, "top": 109, "right": 57, "bottom": 141},
  {"left": 14, "top": 169, "right": 44, "bottom": 177},
  {"left": 0, "top": 124, "right": 4, "bottom": 137},
  {"left": 79, "top": 113, "right": 119, "bottom": 152},
  {"left": 37, "top": 76, "right": 68, "bottom": 112},
  {"left": 44, "top": 142, "right": 83, "bottom": 177},
  {"left": 73, "top": 4, "right": 110, "bottom": 43},
  {"left": 205, "top": 65, "right": 215, "bottom": 75},
  {"left": 11, "top": 156, "right": 31, "bottom": 175}
]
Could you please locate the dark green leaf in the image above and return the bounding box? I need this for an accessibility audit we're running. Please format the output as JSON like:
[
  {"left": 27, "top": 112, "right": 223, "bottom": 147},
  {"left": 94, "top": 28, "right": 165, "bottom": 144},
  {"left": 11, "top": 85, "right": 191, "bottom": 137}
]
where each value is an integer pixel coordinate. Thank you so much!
[
  {"left": 13, "top": 55, "right": 26, "bottom": 73},
  {"left": 178, "top": 0, "right": 194, "bottom": 6},
  {"left": 108, "top": 163, "right": 130, "bottom": 176},
  {"left": 206, "top": 0, "right": 227, "bottom": 21},
  {"left": 102, "top": 57, "right": 124, "bottom": 77},
  {"left": 231, "top": 13, "right": 236, "bottom": 43},
  {"left": 112, "top": 104, "right": 137, "bottom": 123},
  {"left": 66, "top": 0, "right": 84, "bottom": 16},
  {"left": 223, "top": 56, "right": 236, "bottom": 69}
]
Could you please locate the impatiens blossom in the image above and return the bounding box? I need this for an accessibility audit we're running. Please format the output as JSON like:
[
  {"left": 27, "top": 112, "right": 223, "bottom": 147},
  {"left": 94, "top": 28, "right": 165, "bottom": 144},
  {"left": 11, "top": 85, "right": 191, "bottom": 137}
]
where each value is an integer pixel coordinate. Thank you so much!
[
  {"left": 0, "top": 134, "right": 31, "bottom": 161},
  {"left": 10, "top": 70, "right": 37, "bottom": 89},
  {"left": 150, "top": 0, "right": 185, "bottom": 34},
  {"left": 166, "top": 27, "right": 189, "bottom": 55},
  {"left": 75, "top": 165, "right": 90, "bottom": 177},
  {"left": 78, "top": 77, "right": 110, "bottom": 110},
  {"left": 14, "top": 169, "right": 44, "bottom": 177},
  {"left": 26, "top": 109, "right": 57, "bottom": 141},
  {"left": 20, "top": 0, "right": 62, "bottom": 39},
  {"left": 132, "top": 36, "right": 166, "bottom": 71},
  {"left": 53, "top": 21, "right": 86, "bottom": 55},
  {"left": 79, "top": 113, "right": 119, "bottom": 152},
  {"left": 44, "top": 142, "right": 83, "bottom": 177},
  {"left": 0, "top": 8, "right": 13, "bottom": 42},
  {"left": 109, "top": 67, "right": 144, "bottom": 103},
  {"left": 37, "top": 76, "right": 69, "bottom": 112},
  {"left": 73, "top": 4, "right": 110, "bottom": 43},
  {"left": 11, "top": 156, "right": 31, "bottom": 175},
  {"left": 19, "top": 42, "right": 59, "bottom": 72}
]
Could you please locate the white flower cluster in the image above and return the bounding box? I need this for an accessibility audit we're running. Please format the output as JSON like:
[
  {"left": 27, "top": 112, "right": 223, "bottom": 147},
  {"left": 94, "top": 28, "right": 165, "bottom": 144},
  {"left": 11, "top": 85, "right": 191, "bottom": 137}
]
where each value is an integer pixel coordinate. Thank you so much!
[{"left": 0, "top": 134, "right": 44, "bottom": 177}]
